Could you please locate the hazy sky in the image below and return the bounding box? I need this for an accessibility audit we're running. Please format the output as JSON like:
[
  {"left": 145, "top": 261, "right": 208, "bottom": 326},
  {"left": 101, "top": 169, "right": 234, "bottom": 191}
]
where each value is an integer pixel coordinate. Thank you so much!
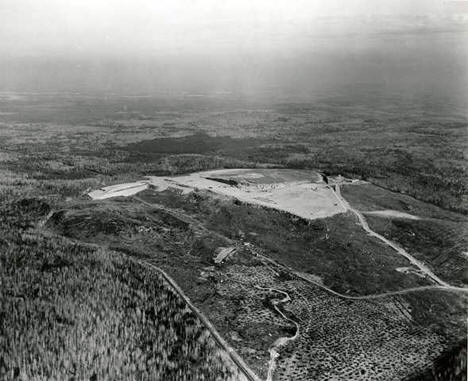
[
  {"left": 1, "top": 0, "right": 465, "bottom": 57},
  {"left": 0, "top": 0, "right": 467, "bottom": 96}
]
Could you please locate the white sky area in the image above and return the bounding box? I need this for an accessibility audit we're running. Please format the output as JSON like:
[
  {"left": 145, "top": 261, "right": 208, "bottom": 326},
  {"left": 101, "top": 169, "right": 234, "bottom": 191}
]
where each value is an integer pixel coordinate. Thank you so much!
[
  {"left": 1, "top": 0, "right": 465, "bottom": 57},
  {"left": 0, "top": 0, "right": 466, "bottom": 96}
]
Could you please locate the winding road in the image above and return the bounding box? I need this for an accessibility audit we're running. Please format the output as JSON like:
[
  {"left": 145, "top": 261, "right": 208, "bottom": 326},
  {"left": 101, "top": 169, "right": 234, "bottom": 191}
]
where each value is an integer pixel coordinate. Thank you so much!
[{"left": 254, "top": 286, "right": 299, "bottom": 381}]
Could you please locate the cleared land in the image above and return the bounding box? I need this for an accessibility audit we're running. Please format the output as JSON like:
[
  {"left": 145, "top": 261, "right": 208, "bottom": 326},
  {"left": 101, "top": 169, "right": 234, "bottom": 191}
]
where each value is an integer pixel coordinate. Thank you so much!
[
  {"left": 362, "top": 210, "right": 421, "bottom": 220},
  {"left": 88, "top": 181, "right": 149, "bottom": 200},
  {"left": 89, "top": 168, "right": 345, "bottom": 220}
]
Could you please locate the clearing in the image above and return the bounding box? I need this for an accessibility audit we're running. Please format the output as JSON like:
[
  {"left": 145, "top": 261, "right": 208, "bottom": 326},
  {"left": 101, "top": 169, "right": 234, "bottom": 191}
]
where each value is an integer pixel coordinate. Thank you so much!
[
  {"left": 88, "top": 181, "right": 149, "bottom": 199},
  {"left": 362, "top": 210, "right": 421, "bottom": 220},
  {"left": 89, "top": 168, "right": 345, "bottom": 220}
]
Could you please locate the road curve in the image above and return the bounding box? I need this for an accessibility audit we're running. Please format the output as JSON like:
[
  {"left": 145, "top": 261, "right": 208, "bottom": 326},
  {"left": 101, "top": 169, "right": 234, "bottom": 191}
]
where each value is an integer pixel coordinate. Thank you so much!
[
  {"left": 255, "top": 286, "right": 299, "bottom": 381},
  {"left": 253, "top": 249, "right": 468, "bottom": 300},
  {"left": 333, "top": 183, "right": 452, "bottom": 287}
]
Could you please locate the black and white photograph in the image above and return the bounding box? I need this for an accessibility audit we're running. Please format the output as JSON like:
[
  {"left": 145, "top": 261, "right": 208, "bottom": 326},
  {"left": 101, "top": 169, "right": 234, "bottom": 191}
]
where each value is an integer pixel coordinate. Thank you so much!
[{"left": 0, "top": 0, "right": 467, "bottom": 380}]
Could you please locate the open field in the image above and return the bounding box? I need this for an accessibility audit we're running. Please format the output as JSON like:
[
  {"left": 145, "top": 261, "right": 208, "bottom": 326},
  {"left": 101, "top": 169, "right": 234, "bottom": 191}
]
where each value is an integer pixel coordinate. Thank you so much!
[{"left": 363, "top": 210, "right": 421, "bottom": 220}]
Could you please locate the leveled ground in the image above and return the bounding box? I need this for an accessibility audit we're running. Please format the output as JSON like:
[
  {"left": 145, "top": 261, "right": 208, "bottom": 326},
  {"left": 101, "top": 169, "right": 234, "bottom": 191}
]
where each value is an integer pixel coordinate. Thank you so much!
[{"left": 89, "top": 168, "right": 345, "bottom": 220}]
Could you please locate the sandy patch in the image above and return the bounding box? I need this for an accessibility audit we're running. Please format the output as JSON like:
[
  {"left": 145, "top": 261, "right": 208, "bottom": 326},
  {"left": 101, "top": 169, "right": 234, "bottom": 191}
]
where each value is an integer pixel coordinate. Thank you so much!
[
  {"left": 362, "top": 210, "right": 421, "bottom": 220},
  {"left": 88, "top": 181, "right": 149, "bottom": 200}
]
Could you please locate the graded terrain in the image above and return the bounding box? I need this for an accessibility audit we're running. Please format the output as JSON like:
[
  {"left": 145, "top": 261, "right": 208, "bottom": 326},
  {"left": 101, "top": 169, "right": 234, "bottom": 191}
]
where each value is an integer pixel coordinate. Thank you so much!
[{"left": 89, "top": 168, "right": 346, "bottom": 220}]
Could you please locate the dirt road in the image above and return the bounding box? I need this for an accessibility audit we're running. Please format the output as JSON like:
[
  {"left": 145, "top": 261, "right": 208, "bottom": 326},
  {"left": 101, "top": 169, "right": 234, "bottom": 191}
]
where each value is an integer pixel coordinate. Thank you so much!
[
  {"left": 253, "top": 248, "right": 468, "bottom": 300},
  {"left": 333, "top": 183, "right": 452, "bottom": 287},
  {"left": 254, "top": 286, "right": 299, "bottom": 381},
  {"left": 130, "top": 256, "right": 262, "bottom": 381}
]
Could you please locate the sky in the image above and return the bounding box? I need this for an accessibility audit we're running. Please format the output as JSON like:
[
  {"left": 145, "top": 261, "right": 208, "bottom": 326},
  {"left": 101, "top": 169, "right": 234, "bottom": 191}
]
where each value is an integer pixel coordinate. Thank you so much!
[{"left": 0, "top": 0, "right": 467, "bottom": 97}]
